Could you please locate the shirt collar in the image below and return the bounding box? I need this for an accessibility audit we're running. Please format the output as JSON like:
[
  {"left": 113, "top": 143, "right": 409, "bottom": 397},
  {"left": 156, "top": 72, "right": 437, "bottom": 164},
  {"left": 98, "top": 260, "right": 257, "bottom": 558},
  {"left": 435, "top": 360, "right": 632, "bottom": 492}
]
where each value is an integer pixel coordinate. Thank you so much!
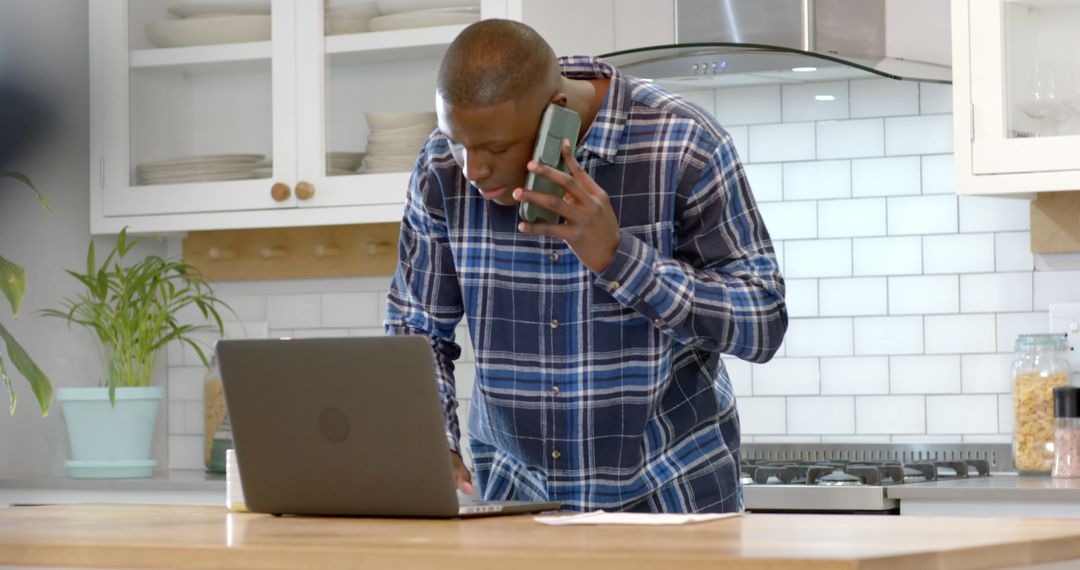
[{"left": 558, "top": 56, "right": 628, "bottom": 164}]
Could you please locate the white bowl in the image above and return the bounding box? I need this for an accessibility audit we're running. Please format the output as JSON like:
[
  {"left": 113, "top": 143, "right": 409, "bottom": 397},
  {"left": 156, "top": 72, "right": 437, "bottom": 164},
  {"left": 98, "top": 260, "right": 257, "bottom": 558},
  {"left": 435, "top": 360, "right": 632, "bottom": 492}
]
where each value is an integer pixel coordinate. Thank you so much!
[
  {"left": 370, "top": 123, "right": 437, "bottom": 137},
  {"left": 326, "top": 154, "right": 366, "bottom": 170},
  {"left": 368, "top": 9, "right": 479, "bottom": 32},
  {"left": 375, "top": 0, "right": 477, "bottom": 16},
  {"left": 145, "top": 15, "right": 271, "bottom": 48},
  {"left": 367, "top": 130, "right": 430, "bottom": 143},
  {"left": 166, "top": 0, "right": 271, "bottom": 18},
  {"left": 367, "top": 140, "right": 424, "bottom": 155},
  {"left": 325, "top": 0, "right": 380, "bottom": 18},
  {"left": 325, "top": 17, "right": 370, "bottom": 35},
  {"left": 364, "top": 111, "right": 436, "bottom": 130}
]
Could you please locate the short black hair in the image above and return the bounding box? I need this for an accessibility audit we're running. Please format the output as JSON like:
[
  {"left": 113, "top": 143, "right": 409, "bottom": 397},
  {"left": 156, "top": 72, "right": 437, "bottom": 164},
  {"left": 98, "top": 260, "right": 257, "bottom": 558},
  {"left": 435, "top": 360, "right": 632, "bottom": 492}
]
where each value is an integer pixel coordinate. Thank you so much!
[{"left": 437, "top": 19, "right": 559, "bottom": 109}]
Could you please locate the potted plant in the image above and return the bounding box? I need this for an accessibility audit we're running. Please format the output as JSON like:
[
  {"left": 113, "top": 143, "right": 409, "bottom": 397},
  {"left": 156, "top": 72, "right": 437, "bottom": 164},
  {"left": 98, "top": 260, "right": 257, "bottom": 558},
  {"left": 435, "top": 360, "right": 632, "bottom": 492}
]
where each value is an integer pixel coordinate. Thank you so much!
[
  {"left": 41, "top": 228, "right": 230, "bottom": 478},
  {"left": 0, "top": 171, "right": 53, "bottom": 416}
]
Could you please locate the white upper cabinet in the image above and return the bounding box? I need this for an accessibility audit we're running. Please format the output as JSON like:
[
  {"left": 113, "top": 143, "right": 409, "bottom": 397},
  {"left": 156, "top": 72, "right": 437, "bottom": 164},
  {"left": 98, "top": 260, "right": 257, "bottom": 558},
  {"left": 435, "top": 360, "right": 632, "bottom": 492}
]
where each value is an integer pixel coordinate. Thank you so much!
[
  {"left": 90, "top": 0, "right": 480, "bottom": 234},
  {"left": 493, "top": 0, "right": 674, "bottom": 58},
  {"left": 952, "top": 0, "right": 1080, "bottom": 195}
]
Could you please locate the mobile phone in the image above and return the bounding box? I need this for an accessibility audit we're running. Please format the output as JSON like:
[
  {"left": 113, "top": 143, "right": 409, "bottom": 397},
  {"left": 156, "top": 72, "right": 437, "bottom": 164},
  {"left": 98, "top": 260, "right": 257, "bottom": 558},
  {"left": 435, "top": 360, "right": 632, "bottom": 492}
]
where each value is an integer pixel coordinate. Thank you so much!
[{"left": 518, "top": 103, "right": 581, "bottom": 224}]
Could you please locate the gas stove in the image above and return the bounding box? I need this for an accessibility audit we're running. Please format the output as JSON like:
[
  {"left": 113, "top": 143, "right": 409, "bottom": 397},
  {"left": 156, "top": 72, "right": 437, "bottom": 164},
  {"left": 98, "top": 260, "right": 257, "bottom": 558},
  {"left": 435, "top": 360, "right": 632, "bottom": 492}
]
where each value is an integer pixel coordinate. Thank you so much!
[{"left": 741, "top": 443, "right": 1013, "bottom": 514}]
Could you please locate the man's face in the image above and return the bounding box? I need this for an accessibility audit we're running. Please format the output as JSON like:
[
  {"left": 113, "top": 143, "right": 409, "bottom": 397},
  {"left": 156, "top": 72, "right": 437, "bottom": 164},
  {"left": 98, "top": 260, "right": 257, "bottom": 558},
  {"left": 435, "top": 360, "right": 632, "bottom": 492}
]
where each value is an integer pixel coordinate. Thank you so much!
[{"left": 436, "top": 93, "right": 548, "bottom": 207}]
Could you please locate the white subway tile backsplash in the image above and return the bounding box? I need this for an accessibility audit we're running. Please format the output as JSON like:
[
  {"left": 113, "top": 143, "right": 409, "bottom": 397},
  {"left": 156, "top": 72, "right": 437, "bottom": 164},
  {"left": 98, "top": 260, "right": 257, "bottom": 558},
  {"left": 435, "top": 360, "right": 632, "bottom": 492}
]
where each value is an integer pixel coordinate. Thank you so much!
[
  {"left": 853, "top": 316, "right": 924, "bottom": 355},
  {"left": 785, "top": 239, "right": 852, "bottom": 278},
  {"left": 290, "top": 328, "right": 349, "bottom": 339},
  {"left": 349, "top": 327, "right": 384, "bottom": 337},
  {"left": 753, "top": 357, "right": 820, "bottom": 395},
  {"left": 817, "top": 118, "right": 884, "bottom": 159},
  {"left": 267, "top": 294, "right": 321, "bottom": 328},
  {"left": 885, "top": 115, "right": 952, "bottom": 155},
  {"left": 1035, "top": 254, "right": 1080, "bottom": 272},
  {"left": 679, "top": 89, "right": 716, "bottom": 117},
  {"left": 748, "top": 122, "right": 816, "bottom": 163},
  {"left": 782, "top": 81, "right": 849, "bottom": 122},
  {"left": 890, "top": 355, "right": 961, "bottom": 394},
  {"left": 818, "top": 199, "right": 887, "bottom": 238},
  {"left": 958, "top": 196, "right": 1031, "bottom": 233},
  {"left": 960, "top": 273, "right": 1033, "bottom": 313},
  {"left": 889, "top": 275, "right": 959, "bottom": 315},
  {"left": 783, "top": 160, "right": 850, "bottom": 200},
  {"left": 321, "top": 292, "right": 380, "bottom": 328},
  {"left": 853, "top": 237, "right": 922, "bottom": 276},
  {"left": 995, "top": 232, "right": 1034, "bottom": 272},
  {"left": 926, "top": 395, "right": 998, "bottom": 434},
  {"left": 996, "top": 312, "right": 1051, "bottom": 352},
  {"left": 850, "top": 79, "right": 919, "bottom": 118},
  {"left": 821, "top": 356, "right": 890, "bottom": 394},
  {"left": 168, "top": 367, "right": 205, "bottom": 401},
  {"left": 788, "top": 396, "right": 854, "bottom": 434},
  {"left": 727, "top": 125, "right": 750, "bottom": 162},
  {"left": 168, "top": 401, "right": 185, "bottom": 434},
  {"left": 1034, "top": 271, "right": 1080, "bottom": 310},
  {"left": 738, "top": 397, "right": 787, "bottom": 434},
  {"left": 963, "top": 434, "right": 1012, "bottom": 444},
  {"left": 925, "top": 314, "right": 997, "bottom": 354},
  {"left": 773, "top": 241, "right": 785, "bottom": 273},
  {"left": 722, "top": 357, "right": 753, "bottom": 397},
  {"left": 961, "top": 353, "right": 1014, "bottom": 393},
  {"left": 784, "top": 279, "right": 819, "bottom": 318},
  {"left": 758, "top": 202, "right": 817, "bottom": 240},
  {"left": 819, "top": 278, "right": 887, "bottom": 316},
  {"left": 856, "top": 395, "right": 926, "bottom": 434},
  {"left": 744, "top": 163, "right": 783, "bottom": 202},
  {"left": 168, "top": 435, "right": 203, "bottom": 470},
  {"left": 822, "top": 435, "right": 893, "bottom": 443},
  {"left": 714, "top": 85, "right": 781, "bottom": 126},
  {"left": 752, "top": 435, "right": 824, "bottom": 443},
  {"left": 924, "top": 234, "right": 995, "bottom": 274},
  {"left": 217, "top": 295, "right": 266, "bottom": 321},
  {"left": 852, "top": 157, "right": 921, "bottom": 197},
  {"left": 184, "top": 402, "right": 204, "bottom": 436},
  {"left": 887, "top": 195, "right": 958, "bottom": 235},
  {"left": 999, "top": 394, "right": 1014, "bottom": 434},
  {"left": 921, "top": 154, "right": 955, "bottom": 195},
  {"left": 784, "top": 318, "right": 854, "bottom": 357},
  {"left": 920, "top": 82, "right": 953, "bottom": 115}
]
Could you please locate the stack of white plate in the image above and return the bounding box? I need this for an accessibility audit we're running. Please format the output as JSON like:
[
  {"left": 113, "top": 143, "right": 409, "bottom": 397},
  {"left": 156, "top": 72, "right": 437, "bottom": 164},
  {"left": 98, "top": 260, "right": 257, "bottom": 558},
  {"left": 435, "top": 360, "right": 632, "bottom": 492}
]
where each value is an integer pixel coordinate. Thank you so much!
[
  {"left": 369, "top": 1, "right": 479, "bottom": 32},
  {"left": 327, "top": 151, "right": 366, "bottom": 175},
  {"left": 136, "top": 154, "right": 263, "bottom": 185},
  {"left": 364, "top": 112, "right": 435, "bottom": 173},
  {"left": 147, "top": 0, "right": 272, "bottom": 48},
  {"left": 325, "top": 0, "right": 378, "bottom": 35}
]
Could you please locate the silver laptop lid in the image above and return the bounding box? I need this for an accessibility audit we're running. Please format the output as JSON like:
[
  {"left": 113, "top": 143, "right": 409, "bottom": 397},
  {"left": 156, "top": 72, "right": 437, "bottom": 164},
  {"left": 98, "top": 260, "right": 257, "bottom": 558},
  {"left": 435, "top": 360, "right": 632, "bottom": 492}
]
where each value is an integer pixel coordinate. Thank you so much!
[{"left": 217, "top": 336, "right": 461, "bottom": 517}]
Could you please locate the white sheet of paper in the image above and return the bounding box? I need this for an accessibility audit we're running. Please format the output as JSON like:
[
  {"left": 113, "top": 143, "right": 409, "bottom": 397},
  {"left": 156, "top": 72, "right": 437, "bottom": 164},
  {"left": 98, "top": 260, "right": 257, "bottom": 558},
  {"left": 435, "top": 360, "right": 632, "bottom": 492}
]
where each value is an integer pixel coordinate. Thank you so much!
[{"left": 534, "top": 510, "right": 741, "bottom": 526}]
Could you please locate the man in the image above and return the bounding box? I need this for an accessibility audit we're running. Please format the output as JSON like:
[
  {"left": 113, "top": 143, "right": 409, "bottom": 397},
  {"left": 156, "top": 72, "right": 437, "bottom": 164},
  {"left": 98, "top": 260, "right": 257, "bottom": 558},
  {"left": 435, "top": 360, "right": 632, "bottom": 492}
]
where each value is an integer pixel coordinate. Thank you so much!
[{"left": 385, "top": 19, "right": 786, "bottom": 513}]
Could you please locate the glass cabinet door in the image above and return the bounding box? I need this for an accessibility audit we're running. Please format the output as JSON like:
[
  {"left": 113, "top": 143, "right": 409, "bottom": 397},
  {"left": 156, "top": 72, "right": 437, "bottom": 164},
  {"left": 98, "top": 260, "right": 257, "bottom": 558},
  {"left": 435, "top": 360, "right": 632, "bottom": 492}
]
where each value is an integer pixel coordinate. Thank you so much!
[
  {"left": 969, "top": 0, "right": 1080, "bottom": 175},
  {"left": 95, "top": 0, "right": 297, "bottom": 218},
  {"left": 293, "top": 0, "right": 478, "bottom": 216}
]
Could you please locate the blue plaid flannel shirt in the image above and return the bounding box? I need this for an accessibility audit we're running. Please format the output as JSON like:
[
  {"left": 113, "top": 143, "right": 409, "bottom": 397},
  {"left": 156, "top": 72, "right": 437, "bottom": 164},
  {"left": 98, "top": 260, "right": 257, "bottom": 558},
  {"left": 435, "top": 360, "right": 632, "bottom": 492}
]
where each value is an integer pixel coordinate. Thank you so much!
[{"left": 386, "top": 56, "right": 786, "bottom": 513}]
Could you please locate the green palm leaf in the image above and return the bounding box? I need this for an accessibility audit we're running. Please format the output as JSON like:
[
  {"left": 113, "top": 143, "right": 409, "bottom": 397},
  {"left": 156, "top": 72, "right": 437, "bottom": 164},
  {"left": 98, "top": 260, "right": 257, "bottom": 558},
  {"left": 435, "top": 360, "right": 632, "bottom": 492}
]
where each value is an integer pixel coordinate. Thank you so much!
[
  {"left": 0, "top": 322, "right": 52, "bottom": 416},
  {"left": 0, "top": 255, "right": 26, "bottom": 318}
]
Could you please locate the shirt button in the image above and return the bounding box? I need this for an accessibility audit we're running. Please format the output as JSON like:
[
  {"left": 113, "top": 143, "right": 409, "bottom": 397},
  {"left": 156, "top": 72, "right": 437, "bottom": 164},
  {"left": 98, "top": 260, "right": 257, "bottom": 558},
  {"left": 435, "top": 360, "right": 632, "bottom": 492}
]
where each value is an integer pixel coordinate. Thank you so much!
[
  {"left": 550, "top": 319, "right": 559, "bottom": 329},
  {"left": 550, "top": 251, "right": 559, "bottom": 262},
  {"left": 654, "top": 318, "right": 663, "bottom": 326},
  {"left": 551, "top": 450, "right": 562, "bottom": 460},
  {"left": 609, "top": 281, "right": 620, "bottom": 290},
  {"left": 551, "top": 385, "right": 560, "bottom": 395}
]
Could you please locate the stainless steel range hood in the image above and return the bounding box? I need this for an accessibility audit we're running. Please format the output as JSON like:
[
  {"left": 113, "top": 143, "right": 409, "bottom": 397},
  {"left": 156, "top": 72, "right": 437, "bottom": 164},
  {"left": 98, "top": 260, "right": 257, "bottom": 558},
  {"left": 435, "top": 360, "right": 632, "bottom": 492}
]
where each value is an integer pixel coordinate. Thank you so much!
[{"left": 600, "top": 0, "right": 952, "bottom": 88}]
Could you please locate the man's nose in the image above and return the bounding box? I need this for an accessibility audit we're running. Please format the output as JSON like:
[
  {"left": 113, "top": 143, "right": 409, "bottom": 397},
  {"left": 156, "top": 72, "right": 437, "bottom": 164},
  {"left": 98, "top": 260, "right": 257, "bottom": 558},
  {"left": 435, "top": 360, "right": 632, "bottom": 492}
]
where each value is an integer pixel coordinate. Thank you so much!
[{"left": 462, "top": 149, "right": 491, "bottom": 184}]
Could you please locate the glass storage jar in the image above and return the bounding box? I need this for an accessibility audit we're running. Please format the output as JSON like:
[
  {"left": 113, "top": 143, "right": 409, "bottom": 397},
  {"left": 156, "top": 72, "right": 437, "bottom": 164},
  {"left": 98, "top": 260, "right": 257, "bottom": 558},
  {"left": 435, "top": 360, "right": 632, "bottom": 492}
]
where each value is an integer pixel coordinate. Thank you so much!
[
  {"left": 1053, "top": 386, "right": 1080, "bottom": 478},
  {"left": 203, "top": 354, "right": 233, "bottom": 474},
  {"left": 1012, "top": 334, "right": 1073, "bottom": 474}
]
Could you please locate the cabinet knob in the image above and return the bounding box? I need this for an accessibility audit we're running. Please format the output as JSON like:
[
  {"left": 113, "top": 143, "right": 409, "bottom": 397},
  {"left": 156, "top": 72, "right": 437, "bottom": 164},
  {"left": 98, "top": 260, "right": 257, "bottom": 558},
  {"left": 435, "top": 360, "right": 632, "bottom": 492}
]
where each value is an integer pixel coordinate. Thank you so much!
[
  {"left": 296, "top": 181, "right": 316, "bottom": 200},
  {"left": 271, "top": 182, "right": 291, "bottom": 202}
]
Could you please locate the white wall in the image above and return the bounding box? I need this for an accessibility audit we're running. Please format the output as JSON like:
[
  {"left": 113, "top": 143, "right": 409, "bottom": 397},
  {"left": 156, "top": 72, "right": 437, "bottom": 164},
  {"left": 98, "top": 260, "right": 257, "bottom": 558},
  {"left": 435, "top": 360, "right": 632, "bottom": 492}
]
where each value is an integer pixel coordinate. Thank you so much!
[{"left": 0, "top": 1, "right": 168, "bottom": 478}]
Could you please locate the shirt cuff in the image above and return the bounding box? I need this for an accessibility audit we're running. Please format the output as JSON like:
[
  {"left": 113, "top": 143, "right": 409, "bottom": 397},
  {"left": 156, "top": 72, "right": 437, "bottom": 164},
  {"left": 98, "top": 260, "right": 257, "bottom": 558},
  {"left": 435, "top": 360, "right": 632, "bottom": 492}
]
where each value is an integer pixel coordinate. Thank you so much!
[{"left": 594, "top": 230, "right": 658, "bottom": 306}]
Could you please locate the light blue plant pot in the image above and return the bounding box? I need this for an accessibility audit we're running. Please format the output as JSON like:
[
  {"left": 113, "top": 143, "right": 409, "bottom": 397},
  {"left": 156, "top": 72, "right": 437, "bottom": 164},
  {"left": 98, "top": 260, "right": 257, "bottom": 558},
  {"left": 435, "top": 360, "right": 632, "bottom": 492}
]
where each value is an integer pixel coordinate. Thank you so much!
[{"left": 56, "top": 386, "right": 164, "bottom": 479}]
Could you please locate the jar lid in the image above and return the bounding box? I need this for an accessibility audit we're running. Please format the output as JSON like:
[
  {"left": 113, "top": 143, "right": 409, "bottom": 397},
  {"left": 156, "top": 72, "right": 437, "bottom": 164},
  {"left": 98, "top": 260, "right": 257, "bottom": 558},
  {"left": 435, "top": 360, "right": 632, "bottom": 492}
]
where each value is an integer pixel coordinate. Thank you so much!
[
  {"left": 1054, "top": 386, "right": 1080, "bottom": 418},
  {"left": 1015, "top": 333, "right": 1069, "bottom": 351}
]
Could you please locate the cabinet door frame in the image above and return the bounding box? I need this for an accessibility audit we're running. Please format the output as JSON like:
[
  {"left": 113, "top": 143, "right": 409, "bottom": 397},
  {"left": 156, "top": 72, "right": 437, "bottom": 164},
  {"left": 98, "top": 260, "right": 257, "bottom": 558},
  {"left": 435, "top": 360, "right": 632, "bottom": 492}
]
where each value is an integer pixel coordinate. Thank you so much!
[
  {"left": 954, "top": 0, "right": 1080, "bottom": 195},
  {"left": 89, "top": 0, "right": 299, "bottom": 222}
]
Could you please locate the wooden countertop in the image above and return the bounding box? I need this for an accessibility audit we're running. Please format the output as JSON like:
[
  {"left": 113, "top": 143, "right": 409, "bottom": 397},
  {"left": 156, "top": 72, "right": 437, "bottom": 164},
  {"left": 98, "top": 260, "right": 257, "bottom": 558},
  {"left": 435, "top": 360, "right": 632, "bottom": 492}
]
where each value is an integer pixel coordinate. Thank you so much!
[{"left": 3, "top": 504, "right": 1080, "bottom": 570}]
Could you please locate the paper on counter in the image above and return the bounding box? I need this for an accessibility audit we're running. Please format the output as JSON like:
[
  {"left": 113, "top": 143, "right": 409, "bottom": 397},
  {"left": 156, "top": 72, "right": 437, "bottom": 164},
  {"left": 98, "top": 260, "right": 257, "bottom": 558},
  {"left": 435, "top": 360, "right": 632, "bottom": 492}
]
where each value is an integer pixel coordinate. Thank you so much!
[{"left": 534, "top": 510, "right": 741, "bottom": 526}]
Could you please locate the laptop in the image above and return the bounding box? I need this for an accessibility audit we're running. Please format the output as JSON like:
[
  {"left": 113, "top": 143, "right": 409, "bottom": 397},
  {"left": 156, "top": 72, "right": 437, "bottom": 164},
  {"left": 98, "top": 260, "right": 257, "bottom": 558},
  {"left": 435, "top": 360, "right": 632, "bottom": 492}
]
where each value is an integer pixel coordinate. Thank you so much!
[{"left": 216, "top": 336, "right": 560, "bottom": 518}]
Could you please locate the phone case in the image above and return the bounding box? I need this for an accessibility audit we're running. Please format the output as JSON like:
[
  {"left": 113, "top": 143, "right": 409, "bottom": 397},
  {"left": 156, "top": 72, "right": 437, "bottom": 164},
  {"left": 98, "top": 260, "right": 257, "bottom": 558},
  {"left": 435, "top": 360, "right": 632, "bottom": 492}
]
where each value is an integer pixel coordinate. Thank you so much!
[{"left": 519, "top": 103, "right": 581, "bottom": 224}]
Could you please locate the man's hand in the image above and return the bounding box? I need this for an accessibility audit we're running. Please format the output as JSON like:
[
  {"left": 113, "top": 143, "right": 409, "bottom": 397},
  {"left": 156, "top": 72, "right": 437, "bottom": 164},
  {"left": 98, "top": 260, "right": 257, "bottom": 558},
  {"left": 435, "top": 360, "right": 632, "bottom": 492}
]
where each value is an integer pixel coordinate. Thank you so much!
[
  {"left": 514, "top": 139, "right": 621, "bottom": 273},
  {"left": 451, "top": 451, "right": 474, "bottom": 495}
]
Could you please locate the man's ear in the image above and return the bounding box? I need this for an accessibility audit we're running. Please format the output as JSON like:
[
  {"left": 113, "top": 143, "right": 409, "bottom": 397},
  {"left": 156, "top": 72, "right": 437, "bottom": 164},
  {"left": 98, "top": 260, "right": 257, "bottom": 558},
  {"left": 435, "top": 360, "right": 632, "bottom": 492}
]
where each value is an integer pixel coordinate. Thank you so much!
[{"left": 550, "top": 92, "right": 569, "bottom": 106}]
